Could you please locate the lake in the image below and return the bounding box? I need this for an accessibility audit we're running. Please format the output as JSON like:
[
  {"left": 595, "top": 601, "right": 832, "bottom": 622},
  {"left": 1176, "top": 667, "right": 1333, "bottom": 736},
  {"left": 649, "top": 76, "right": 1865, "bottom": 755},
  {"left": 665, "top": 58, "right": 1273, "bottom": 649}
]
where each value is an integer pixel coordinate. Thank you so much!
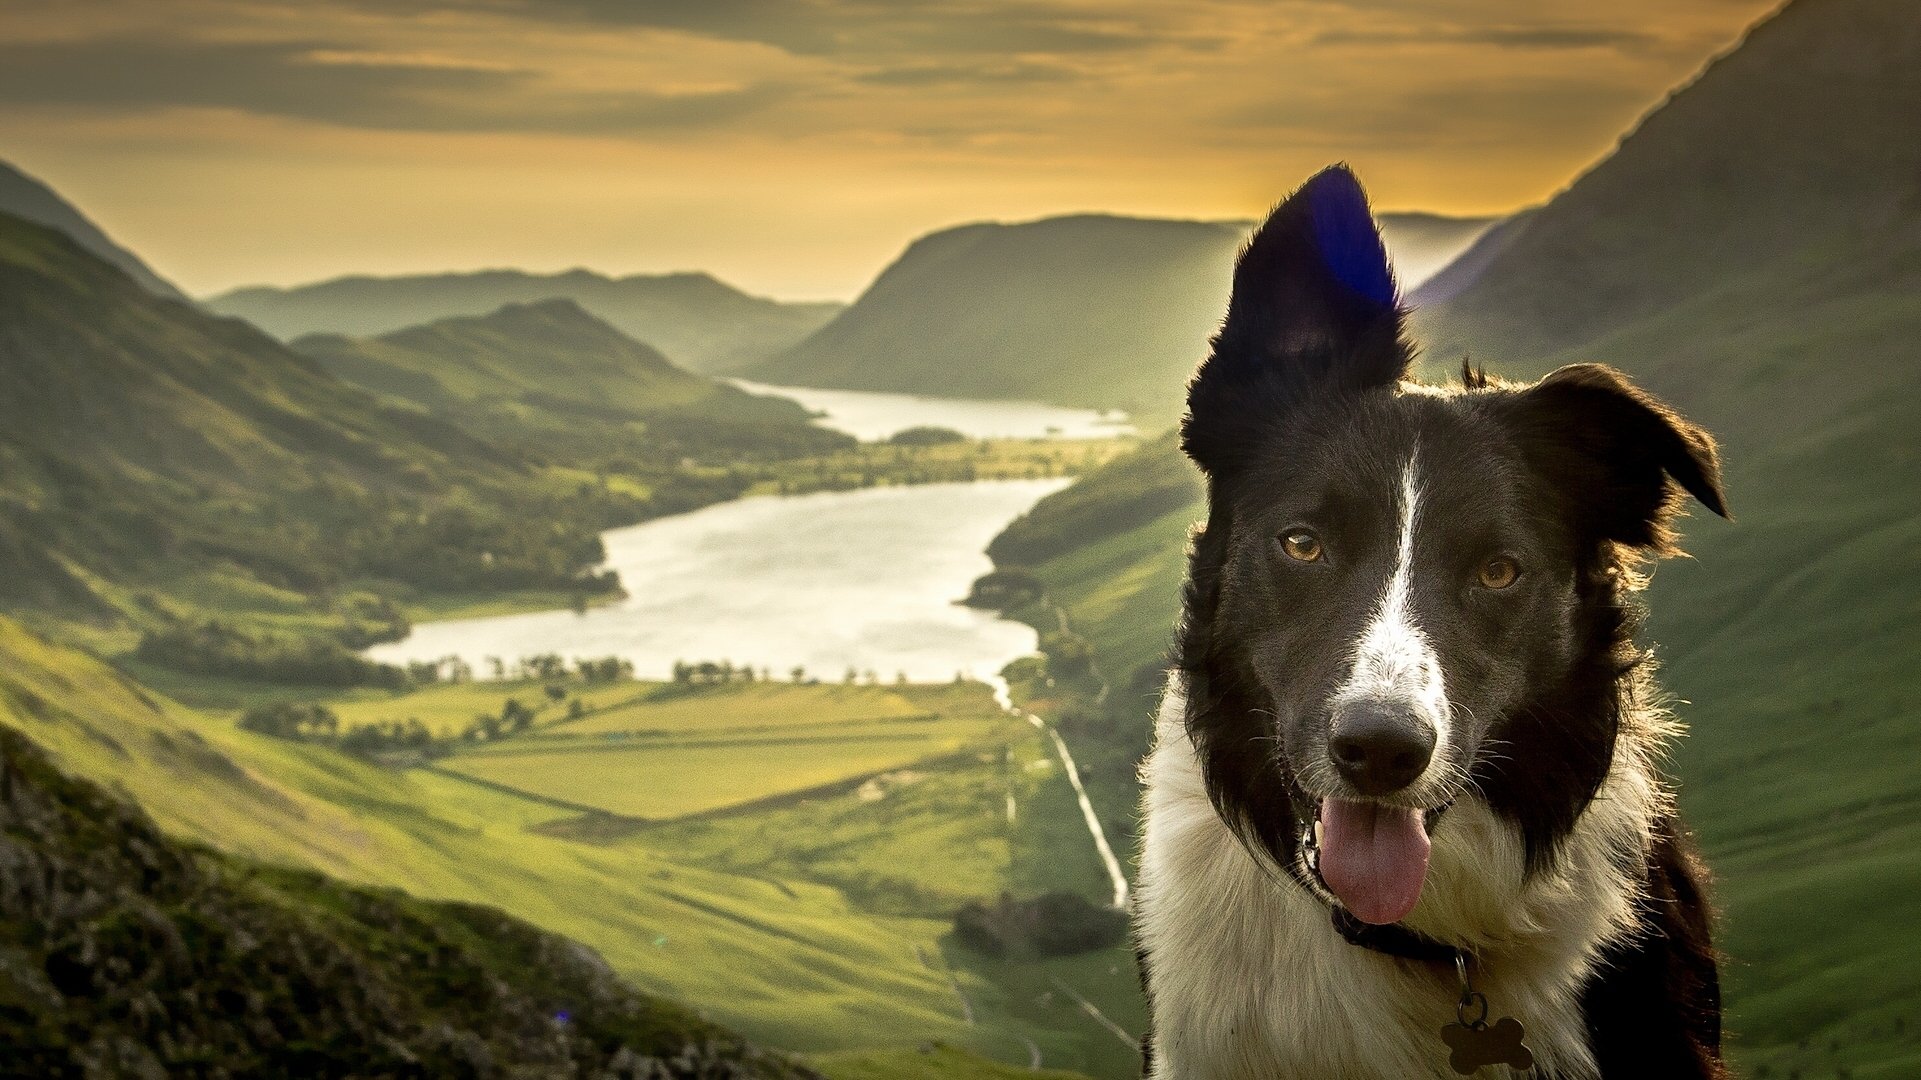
[
  {"left": 729, "top": 378, "right": 1134, "bottom": 441},
  {"left": 367, "top": 478, "right": 1070, "bottom": 683}
]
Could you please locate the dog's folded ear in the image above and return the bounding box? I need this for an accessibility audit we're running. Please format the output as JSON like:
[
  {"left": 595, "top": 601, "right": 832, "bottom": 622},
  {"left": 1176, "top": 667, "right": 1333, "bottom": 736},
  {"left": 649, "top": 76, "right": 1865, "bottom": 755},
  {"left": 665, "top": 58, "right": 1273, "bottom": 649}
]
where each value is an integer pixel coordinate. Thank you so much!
[
  {"left": 1184, "top": 164, "right": 1410, "bottom": 477},
  {"left": 1506, "top": 363, "right": 1730, "bottom": 552}
]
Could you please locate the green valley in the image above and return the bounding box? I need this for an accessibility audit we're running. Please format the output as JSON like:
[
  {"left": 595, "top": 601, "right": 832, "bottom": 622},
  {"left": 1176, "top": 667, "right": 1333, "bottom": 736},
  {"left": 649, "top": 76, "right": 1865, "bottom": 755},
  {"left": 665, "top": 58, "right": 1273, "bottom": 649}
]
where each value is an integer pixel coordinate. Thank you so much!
[{"left": 0, "top": 615, "right": 1135, "bottom": 1074}]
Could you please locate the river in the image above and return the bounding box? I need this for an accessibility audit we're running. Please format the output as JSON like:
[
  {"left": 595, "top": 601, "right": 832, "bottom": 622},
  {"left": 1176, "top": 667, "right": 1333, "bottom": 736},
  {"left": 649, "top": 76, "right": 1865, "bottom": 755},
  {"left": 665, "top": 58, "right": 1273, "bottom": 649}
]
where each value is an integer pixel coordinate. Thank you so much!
[
  {"left": 366, "top": 386, "right": 1117, "bottom": 681},
  {"left": 366, "top": 477, "right": 1069, "bottom": 682}
]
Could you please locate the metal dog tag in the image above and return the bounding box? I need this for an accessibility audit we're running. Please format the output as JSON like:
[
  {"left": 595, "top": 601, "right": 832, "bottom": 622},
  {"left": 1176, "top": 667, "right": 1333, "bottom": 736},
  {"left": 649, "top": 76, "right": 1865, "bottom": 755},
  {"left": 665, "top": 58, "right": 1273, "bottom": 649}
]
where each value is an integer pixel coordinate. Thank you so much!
[
  {"left": 1441, "top": 954, "right": 1534, "bottom": 1074},
  {"left": 1441, "top": 1015, "right": 1533, "bottom": 1075}
]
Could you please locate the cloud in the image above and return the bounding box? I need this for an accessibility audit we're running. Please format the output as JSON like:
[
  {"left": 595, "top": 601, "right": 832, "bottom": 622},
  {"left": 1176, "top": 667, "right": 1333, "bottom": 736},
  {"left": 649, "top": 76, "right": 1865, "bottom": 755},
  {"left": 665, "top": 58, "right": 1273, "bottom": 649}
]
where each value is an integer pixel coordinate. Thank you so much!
[
  {"left": 0, "top": 38, "right": 509, "bottom": 115},
  {"left": 852, "top": 61, "right": 1082, "bottom": 88},
  {"left": 1311, "top": 24, "right": 1661, "bottom": 51},
  {"left": 0, "top": 36, "right": 791, "bottom": 134},
  {"left": 363, "top": 0, "right": 1170, "bottom": 58}
]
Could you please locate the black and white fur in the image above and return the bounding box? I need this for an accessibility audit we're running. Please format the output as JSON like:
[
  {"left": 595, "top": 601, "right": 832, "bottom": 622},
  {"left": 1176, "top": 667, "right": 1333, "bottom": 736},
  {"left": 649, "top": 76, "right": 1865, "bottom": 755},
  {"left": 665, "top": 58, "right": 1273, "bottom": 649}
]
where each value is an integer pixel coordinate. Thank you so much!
[{"left": 1133, "top": 166, "right": 1729, "bottom": 1079}]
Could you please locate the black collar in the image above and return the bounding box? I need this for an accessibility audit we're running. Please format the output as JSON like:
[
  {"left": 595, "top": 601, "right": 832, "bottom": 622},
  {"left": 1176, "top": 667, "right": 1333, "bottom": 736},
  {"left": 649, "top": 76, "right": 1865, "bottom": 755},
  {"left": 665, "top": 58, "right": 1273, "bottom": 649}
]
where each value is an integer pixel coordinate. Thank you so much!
[{"left": 1329, "top": 905, "right": 1463, "bottom": 965}]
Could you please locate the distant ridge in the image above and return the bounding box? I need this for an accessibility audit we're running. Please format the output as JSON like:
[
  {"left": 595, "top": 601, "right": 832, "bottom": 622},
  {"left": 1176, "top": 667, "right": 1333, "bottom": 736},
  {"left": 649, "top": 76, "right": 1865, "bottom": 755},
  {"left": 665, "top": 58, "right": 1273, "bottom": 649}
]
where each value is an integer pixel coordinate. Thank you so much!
[
  {"left": 291, "top": 297, "right": 824, "bottom": 430},
  {"left": 0, "top": 159, "right": 186, "bottom": 300},
  {"left": 748, "top": 211, "right": 1491, "bottom": 425},
  {"left": 206, "top": 268, "right": 843, "bottom": 375}
]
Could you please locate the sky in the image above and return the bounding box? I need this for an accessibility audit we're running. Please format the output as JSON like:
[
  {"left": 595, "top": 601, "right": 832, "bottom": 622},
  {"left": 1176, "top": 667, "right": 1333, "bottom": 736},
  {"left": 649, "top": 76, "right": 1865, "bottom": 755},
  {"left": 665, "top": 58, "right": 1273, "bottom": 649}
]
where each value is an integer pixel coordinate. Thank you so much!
[{"left": 0, "top": 0, "right": 1784, "bottom": 301}]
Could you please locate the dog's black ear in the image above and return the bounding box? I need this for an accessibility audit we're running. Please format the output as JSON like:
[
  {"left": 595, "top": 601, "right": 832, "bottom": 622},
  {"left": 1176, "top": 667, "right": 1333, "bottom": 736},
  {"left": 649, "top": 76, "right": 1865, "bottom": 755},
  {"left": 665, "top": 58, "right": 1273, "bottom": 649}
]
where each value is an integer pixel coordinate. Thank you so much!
[
  {"left": 1506, "top": 363, "right": 1729, "bottom": 552},
  {"left": 1184, "top": 164, "right": 1409, "bottom": 477}
]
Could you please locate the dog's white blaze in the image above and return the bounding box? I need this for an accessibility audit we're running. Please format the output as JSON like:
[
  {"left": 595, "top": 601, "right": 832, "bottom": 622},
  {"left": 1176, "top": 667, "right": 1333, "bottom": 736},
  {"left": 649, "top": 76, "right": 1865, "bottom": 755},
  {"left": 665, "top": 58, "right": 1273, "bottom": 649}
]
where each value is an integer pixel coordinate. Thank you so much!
[{"left": 1334, "top": 453, "right": 1451, "bottom": 777}]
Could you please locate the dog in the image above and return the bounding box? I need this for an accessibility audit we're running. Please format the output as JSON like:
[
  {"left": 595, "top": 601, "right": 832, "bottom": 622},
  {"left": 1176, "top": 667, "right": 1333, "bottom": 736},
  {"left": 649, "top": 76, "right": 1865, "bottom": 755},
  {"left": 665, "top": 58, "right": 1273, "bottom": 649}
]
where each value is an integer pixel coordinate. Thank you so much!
[{"left": 1132, "top": 165, "right": 1729, "bottom": 1079}]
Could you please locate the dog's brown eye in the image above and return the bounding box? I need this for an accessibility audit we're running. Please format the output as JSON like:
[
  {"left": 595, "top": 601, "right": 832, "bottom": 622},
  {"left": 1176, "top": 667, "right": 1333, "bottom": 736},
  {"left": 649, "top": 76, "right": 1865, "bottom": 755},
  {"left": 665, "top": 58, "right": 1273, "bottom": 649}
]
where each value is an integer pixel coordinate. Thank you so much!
[
  {"left": 1280, "top": 531, "right": 1323, "bottom": 563},
  {"left": 1478, "top": 557, "right": 1520, "bottom": 590}
]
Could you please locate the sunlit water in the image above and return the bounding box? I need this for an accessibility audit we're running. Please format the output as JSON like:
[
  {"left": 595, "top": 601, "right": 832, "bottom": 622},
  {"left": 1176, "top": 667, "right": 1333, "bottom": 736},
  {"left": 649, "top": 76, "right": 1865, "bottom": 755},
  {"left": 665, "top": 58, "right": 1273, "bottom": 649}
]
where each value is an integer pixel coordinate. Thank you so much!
[
  {"left": 728, "top": 378, "right": 1134, "bottom": 441},
  {"left": 367, "top": 479, "right": 1070, "bottom": 682}
]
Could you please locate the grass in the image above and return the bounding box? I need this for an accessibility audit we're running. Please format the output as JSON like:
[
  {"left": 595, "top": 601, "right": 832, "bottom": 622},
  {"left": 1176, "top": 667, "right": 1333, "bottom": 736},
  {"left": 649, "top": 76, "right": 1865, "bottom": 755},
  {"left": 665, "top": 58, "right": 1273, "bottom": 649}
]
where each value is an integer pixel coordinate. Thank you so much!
[
  {"left": 557, "top": 682, "right": 967, "bottom": 737},
  {"left": 422, "top": 681, "right": 1019, "bottom": 819},
  {"left": 0, "top": 619, "right": 1122, "bottom": 1073},
  {"left": 0, "top": 619, "right": 975, "bottom": 1052},
  {"left": 815, "top": 1043, "right": 1098, "bottom": 1080},
  {"left": 441, "top": 727, "right": 1007, "bottom": 820},
  {"left": 632, "top": 694, "right": 1148, "bottom": 1077}
]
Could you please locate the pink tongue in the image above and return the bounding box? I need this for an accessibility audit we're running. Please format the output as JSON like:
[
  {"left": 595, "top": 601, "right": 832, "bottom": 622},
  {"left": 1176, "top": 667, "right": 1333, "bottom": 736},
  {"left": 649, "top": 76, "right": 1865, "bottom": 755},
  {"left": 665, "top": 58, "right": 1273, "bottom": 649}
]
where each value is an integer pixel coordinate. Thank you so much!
[{"left": 1319, "top": 798, "right": 1431, "bottom": 925}]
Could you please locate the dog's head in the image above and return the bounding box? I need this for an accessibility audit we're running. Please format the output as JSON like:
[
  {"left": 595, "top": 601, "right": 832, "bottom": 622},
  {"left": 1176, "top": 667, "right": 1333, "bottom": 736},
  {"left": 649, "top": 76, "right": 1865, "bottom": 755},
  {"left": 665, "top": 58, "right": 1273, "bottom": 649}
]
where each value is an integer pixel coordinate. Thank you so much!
[{"left": 1178, "top": 165, "right": 1727, "bottom": 926}]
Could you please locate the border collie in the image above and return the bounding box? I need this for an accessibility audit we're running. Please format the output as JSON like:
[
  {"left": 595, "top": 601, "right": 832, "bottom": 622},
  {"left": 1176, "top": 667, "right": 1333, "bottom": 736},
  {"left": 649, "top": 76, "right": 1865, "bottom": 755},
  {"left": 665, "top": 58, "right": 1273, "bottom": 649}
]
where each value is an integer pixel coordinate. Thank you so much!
[{"left": 1133, "top": 166, "right": 1730, "bottom": 1079}]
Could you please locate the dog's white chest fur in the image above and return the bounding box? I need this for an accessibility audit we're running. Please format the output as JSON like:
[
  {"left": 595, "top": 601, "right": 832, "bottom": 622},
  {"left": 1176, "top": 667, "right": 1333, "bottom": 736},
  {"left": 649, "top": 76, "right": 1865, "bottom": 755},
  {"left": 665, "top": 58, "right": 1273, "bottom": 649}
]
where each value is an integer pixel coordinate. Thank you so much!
[{"left": 1135, "top": 676, "right": 1662, "bottom": 1080}]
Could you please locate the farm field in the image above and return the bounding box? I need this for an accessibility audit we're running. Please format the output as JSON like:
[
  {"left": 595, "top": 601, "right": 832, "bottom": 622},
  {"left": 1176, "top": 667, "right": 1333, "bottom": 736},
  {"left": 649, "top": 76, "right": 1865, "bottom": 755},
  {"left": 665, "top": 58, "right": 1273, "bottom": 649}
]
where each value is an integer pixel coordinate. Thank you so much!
[
  {"left": 433, "top": 681, "right": 1021, "bottom": 819},
  {"left": 638, "top": 691, "right": 1148, "bottom": 1078}
]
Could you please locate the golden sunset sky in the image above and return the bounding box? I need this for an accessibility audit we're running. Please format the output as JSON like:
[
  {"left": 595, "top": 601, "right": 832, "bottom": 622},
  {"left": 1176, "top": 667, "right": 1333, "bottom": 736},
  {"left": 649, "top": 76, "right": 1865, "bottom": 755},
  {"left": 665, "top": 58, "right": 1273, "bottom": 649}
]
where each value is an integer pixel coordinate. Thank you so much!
[{"left": 0, "top": 0, "right": 1782, "bottom": 300}]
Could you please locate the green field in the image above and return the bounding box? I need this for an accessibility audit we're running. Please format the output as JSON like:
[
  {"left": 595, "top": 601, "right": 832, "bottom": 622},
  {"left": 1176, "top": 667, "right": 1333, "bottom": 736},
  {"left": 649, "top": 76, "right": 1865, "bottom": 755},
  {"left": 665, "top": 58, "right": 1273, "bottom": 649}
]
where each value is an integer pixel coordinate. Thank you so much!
[
  {"left": 0, "top": 616, "right": 1137, "bottom": 1075},
  {"left": 441, "top": 727, "right": 1002, "bottom": 819},
  {"left": 427, "top": 681, "right": 1018, "bottom": 819}
]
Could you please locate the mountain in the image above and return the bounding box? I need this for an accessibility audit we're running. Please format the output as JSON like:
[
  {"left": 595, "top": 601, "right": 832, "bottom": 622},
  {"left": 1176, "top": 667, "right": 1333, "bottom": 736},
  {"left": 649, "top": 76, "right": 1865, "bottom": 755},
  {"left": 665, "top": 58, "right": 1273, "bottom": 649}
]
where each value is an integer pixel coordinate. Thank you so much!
[
  {"left": 0, "top": 208, "right": 562, "bottom": 614},
  {"left": 294, "top": 297, "right": 795, "bottom": 421},
  {"left": 0, "top": 209, "right": 849, "bottom": 631},
  {"left": 1405, "top": 209, "right": 1538, "bottom": 306},
  {"left": 988, "top": 1, "right": 1921, "bottom": 1075},
  {"left": 292, "top": 299, "right": 851, "bottom": 469},
  {"left": 0, "top": 718, "right": 817, "bottom": 1078},
  {"left": 206, "top": 268, "right": 843, "bottom": 374},
  {"left": 0, "top": 159, "right": 186, "bottom": 301},
  {"left": 1376, "top": 212, "right": 1498, "bottom": 293},
  {"left": 745, "top": 212, "right": 1490, "bottom": 425}
]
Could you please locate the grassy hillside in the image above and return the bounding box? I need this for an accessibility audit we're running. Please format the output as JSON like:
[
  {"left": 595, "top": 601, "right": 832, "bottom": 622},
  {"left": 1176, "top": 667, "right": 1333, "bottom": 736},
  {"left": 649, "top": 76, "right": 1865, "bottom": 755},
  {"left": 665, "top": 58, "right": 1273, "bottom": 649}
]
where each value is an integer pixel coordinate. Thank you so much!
[
  {"left": 206, "top": 268, "right": 842, "bottom": 374},
  {"left": 0, "top": 209, "right": 612, "bottom": 623},
  {"left": 748, "top": 213, "right": 1490, "bottom": 427},
  {"left": 295, "top": 298, "right": 726, "bottom": 413},
  {"left": 0, "top": 157, "right": 184, "bottom": 299},
  {"left": 0, "top": 720, "right": 817, "bottom": 1078},
  {"left": 291, "top": 299, "right": 852, "bottom": 469},
  {"left": 984, "top": 1, "right": 1921, "bottom": 1075},
  {"left": 0, "top": 616, "right": 1128, "bottom": 1074}
]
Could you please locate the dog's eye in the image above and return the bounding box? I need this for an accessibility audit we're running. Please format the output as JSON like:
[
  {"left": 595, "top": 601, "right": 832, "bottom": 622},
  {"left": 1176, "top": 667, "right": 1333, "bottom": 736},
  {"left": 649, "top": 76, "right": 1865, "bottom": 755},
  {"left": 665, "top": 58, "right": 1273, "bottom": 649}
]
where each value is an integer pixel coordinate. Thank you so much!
[
  {"left": 1478, "top": 557, "right": 1520, "bottom": 590},
  {"left": 1279, "top": 530, "right": 1324, "bottom": 563}
]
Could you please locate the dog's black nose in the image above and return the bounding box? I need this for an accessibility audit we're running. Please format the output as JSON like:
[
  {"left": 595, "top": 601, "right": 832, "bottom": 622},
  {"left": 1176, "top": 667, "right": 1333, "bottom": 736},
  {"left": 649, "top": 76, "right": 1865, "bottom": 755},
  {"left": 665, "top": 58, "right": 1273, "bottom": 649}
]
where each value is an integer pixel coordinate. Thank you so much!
[{"left": 1329, "top": 703, "right": 1436, "bottom": 796}]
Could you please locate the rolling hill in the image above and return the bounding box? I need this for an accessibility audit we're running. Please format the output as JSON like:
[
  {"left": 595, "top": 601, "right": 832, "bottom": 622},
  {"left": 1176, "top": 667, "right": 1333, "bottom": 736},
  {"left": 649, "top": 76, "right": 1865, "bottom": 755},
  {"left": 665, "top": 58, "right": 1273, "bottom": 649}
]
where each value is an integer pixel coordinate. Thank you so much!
[
  {"left": 0, "top": 615, "right": 1119, "bottom": 1077},
  {"left": 0, "top": 208, "right": 559, "bottom": 617},
  {"left": 745, "top": 212, "right": 1490, "bottom": 426},
  {"left": 291, "top": 299, "right": 853, "bottom": 489},
  {"left": 987, "top": 0, "right": 1921, "bottom": 1075},
  {"left": 0, "top": 158, "right": 185, "bottom": 300},
  {"left": 0, "top": 718, "right": 816, "bottom": 1078},
  {"left": 206, "top": 268, "right": 843, "bottom": 374},
  {"left": 290, "top": 298, "right": 830, "bottom": 431}
]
